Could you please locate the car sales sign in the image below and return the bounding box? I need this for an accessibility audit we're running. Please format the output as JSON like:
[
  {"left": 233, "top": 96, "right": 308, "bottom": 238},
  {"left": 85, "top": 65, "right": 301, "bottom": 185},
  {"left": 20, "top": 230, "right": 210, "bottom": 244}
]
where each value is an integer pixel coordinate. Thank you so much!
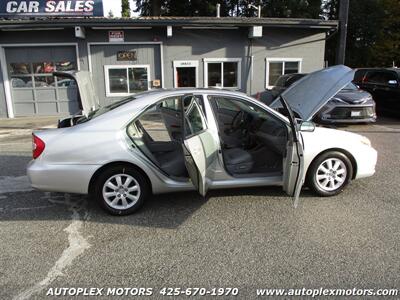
[{"left": 0, "top": 0, "right": 104, "bottom": 17}]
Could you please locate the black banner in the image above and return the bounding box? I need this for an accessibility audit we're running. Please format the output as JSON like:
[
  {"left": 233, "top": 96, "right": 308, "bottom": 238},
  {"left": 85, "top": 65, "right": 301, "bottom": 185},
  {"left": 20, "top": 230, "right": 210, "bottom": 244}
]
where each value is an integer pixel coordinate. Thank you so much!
[{"left": 0, "top": 0, "right": 104, "bottom": 17}]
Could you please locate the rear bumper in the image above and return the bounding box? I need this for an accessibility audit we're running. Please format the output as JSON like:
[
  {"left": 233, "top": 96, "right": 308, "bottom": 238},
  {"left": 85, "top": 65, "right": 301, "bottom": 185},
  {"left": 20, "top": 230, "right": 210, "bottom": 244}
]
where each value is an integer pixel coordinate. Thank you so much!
[{"left": 27, "top": 159, "right": 100, "bottom": 194}]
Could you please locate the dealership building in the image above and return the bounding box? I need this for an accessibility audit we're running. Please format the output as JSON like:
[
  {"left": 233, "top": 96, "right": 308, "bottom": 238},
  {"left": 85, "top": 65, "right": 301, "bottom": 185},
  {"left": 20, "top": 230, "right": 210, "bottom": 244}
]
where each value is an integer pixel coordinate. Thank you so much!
[{"left": 0, "top": 15, "right": 337, "bottom": 118}]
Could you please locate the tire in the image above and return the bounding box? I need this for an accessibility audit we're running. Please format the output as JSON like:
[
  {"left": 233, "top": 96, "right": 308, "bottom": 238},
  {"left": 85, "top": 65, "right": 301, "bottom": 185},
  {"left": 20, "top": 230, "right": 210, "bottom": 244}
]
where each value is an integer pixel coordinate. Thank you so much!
[
  {"left": 93, "top": 165, "right": 149, "bottom": 215},
  {"left": 306, "top": 151, "right": 353, "bottom": 197}
]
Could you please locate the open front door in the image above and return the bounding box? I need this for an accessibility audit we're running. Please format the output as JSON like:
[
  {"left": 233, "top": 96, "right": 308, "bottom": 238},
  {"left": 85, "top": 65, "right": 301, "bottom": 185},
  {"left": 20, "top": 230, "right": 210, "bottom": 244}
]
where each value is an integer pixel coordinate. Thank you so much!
[
  {"left": 279, "top": 96, "right": 305, "bottom": 207},
  {"left": 182, "top": 95, "right": 218, "bottom": 196}
]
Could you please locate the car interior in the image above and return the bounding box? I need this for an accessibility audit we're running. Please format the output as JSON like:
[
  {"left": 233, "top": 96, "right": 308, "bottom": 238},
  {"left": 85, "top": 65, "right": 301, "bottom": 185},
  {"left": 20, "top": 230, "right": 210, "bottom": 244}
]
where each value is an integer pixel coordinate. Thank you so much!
[
  {"left": 208, "top": 95, "right": 288, "bottom": 178},
  {"left": 127, "top": 94, "right": 289, "bottom": 180}
]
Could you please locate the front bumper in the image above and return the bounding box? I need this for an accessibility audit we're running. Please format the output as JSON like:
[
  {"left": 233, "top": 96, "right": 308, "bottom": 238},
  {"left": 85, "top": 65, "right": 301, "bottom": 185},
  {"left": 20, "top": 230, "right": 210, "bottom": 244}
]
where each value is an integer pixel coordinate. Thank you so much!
[{"left": 318, "top": 104, "right": 377, "bottom": 124}]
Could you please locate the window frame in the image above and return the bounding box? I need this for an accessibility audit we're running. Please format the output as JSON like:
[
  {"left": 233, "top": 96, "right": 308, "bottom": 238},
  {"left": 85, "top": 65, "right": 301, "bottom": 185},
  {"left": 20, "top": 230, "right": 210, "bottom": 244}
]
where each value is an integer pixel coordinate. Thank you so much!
[
  {"left": 203, "top": 58, "right": 242, "bottom": 89},
  {"left": 104, "top": 64, "right": 151, "bottom": 97},
  {"left": 265, "top": 58, "right": 302, "bottom": 89}
]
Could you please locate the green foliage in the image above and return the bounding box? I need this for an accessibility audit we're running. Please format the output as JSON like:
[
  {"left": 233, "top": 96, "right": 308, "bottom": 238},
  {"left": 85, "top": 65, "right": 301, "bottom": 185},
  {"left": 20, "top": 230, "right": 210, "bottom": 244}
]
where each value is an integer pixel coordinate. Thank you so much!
[
  {"left": 122, "top": 0, "right": 131, "bottom": 18},
  {"left": 324, "top": 0, "right": 399, "bottom": 68}
]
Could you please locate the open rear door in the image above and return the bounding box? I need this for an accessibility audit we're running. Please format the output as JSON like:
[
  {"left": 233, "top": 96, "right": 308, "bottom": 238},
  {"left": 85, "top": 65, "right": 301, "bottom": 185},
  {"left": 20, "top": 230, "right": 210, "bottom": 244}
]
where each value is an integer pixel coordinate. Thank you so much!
[
  {"left": 182, "top": 95, "right": 218, "bottom": 196},
  {"left": 279, "top": 95, "right": 305, "bottom": 207}
]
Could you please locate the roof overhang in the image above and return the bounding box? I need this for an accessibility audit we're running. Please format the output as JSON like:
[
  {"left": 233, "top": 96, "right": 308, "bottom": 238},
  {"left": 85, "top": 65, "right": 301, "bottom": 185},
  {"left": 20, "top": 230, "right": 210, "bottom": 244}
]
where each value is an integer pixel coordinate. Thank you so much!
[{"left": 0, "top": 17, "right": 338, "bottom": 31}]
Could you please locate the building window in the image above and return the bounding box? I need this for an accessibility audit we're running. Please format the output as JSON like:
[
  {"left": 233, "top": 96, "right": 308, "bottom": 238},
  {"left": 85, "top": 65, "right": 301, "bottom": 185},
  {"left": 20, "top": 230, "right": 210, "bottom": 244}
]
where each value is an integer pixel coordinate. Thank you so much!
[
  {"left": 204, "top": 58, "right": 241, "bottom": 89},
  {"left": 8, "top": 61, "right": 77, "bottom": 89},
  {"left": 266, "top": 58, "right": 302, "bottom": 88},
  {"left": 105, "top": 65, "right": 150, "bottom": 97}
]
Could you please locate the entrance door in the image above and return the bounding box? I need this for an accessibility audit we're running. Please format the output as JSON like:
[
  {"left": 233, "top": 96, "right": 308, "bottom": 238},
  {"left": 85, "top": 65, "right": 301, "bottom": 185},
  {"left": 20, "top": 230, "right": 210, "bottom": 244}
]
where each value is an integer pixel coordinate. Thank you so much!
[
  {"left": 182, "top": 95, "right": 218, "bottom": 196},
  {"left": 173, "top": 61, "right": 198, "bottom": 88},
  {"left": 176, "top": 67, "right": 196, "bottom": 87}
]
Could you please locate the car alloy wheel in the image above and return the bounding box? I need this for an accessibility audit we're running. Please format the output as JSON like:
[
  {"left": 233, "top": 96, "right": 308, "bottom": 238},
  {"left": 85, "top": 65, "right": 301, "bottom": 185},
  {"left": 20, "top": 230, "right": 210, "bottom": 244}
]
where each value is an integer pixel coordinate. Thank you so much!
[
  {"left": 93, "top": 165, "right": 148, "bottom": 215},
  {"left": 102, "top": 174, "right": 141, "bottom": 210},
  {"left": 315, "top": 158, "right": 347, "bottom": 192},
  {"left": 306, "top": 151, "right": 353, "bottom": 197}
]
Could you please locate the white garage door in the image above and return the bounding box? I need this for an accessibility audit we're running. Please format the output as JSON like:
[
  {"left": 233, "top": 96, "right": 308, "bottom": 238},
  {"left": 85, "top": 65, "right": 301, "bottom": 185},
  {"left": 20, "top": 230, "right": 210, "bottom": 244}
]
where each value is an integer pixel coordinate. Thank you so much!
[{"left": 5, "top": 46, "right": 79, "bottom": 116}]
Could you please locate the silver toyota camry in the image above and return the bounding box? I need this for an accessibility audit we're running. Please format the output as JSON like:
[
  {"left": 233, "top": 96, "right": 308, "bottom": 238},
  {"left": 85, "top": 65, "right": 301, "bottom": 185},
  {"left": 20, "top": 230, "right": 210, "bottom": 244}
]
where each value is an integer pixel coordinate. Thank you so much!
[{"left": 27, "top": 66, "right": 377, "bottom": 215}]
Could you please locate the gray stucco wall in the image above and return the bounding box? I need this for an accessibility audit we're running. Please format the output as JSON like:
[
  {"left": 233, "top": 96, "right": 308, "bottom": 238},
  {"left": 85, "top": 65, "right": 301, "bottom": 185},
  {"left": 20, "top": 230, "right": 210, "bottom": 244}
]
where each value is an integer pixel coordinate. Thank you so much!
[{"left": 0, "top": 26, "right": 327, "bottom": 117}]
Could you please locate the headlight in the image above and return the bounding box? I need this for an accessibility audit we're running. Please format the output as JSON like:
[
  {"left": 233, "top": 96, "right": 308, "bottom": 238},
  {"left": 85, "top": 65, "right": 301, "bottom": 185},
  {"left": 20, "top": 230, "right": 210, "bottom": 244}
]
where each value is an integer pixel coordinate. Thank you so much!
[{"left": 360, "top": 136, "right": 371, "bottom": 147}]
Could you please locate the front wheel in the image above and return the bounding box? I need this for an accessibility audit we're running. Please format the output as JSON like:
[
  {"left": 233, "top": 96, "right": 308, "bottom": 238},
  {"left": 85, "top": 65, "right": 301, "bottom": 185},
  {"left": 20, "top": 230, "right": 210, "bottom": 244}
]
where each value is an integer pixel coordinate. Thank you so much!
[
  {"left": 93, "top": 165, "right": 149, "bottom": 215},
  {"left": 307, "top": 151, "right": 353, "bottom": 197}
]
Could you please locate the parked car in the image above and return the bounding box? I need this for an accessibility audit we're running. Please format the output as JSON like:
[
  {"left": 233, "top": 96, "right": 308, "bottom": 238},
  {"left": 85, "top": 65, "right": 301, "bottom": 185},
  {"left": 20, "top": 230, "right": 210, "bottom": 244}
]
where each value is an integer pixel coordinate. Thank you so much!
[
  {"left": 27, "top": 66, "right": 377, "bottom": 215},
  {"left": 260, "top": 73, "right": 376, "bottom": 124},
  {"left": 353, "top": 68, "right": 400, "bottom": 116}
]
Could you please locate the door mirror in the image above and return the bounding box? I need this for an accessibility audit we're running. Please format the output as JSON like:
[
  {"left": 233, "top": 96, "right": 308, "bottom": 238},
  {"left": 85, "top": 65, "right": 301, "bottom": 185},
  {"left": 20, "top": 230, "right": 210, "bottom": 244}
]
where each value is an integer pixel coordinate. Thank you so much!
[
  {"left": 388, "top": 80, "right": 398, "bottom": 86},
  {"left": 299, "top": 121, "right": 315, "bottom": 132}
]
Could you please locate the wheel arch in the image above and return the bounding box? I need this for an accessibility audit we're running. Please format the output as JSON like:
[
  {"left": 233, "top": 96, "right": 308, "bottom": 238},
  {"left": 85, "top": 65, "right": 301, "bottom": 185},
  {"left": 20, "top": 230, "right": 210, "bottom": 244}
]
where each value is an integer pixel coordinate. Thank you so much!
[
  {"left": 306, "top": 148, "right": 357, "bottom": 180},
  {"left": 88, "top": 161, "right": 152, "bottom": 195}
]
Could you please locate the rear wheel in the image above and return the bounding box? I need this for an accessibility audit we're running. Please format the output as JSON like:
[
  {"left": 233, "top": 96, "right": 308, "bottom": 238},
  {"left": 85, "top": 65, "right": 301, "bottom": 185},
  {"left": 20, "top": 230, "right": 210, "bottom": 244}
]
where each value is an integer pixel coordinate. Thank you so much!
[
  {"left": 93, "top": 165, "right": 149, "bottom": 215},
  {"left": 307, "top": 151, "right": 353, "bottom": 197}
]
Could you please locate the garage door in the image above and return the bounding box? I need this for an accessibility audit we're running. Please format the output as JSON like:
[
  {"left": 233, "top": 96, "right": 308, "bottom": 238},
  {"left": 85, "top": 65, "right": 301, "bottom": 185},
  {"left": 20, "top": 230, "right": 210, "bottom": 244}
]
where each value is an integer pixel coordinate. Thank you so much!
[{"left": 5, "top": 46, "right": 79, "bottom": 116}]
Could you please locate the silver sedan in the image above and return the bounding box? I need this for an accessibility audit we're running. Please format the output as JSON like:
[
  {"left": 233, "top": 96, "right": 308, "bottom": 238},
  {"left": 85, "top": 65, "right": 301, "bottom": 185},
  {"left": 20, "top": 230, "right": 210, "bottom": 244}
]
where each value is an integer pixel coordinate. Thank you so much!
[{"left": 28, "top": 66, "right": 377, "bottom": 215}]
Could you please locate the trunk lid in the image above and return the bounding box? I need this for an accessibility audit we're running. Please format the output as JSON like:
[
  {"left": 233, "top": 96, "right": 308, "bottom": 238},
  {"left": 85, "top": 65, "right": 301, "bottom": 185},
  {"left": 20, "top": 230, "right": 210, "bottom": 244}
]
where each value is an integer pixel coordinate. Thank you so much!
[{"left": 53, "top": 71, "right": 99, "bottom": 117}]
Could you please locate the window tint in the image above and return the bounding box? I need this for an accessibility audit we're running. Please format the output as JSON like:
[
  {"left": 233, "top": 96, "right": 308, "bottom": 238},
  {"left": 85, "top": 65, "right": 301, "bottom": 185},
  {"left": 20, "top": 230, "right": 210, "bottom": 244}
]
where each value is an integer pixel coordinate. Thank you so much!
[
  {"left": 184, "top": 96, "right": 206, "bottom": 137},
  {"left": 366, "top": 71, "right": 397, "bottom": 85}
]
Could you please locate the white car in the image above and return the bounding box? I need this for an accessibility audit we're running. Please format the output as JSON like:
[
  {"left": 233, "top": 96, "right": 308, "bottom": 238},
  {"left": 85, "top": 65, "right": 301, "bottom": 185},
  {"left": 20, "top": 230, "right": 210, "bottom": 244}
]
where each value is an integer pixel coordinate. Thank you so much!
[{"left": 27, "top": 66, "right": 377, "bottom": 215}]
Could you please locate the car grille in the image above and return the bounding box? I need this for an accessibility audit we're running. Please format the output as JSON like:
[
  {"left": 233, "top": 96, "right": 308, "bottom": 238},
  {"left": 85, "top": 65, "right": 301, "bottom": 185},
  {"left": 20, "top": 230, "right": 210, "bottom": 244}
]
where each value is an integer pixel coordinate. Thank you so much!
[{"left": 328, "top": 106, "right": 375, "bottom": 119}]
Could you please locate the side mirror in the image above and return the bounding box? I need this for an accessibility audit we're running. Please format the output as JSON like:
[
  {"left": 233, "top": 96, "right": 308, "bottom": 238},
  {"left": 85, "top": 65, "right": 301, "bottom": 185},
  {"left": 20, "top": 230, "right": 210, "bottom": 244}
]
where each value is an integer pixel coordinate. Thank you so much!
[
  {"left": 388, "top": 80, "right": 398, "bottom": 86},
  {"left": 300, "top": 121, "right": 316, "bottom": 132}
]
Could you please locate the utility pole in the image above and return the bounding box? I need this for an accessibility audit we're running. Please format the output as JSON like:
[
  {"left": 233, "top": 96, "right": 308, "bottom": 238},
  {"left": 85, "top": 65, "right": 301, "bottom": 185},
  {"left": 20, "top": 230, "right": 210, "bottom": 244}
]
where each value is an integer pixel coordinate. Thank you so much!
[{"left": 336, "top": 0, "right": 350, "bottom": 65}]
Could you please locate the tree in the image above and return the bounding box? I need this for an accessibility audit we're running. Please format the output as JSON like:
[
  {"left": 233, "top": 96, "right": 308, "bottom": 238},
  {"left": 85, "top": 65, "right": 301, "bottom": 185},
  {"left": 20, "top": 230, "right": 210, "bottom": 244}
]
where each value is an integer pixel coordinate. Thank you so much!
[
  {"left": 371, "top": 0, "right": 400, "bottom": 67},
  {"left": 107, "top": 9, "right": 114, "bottom": 18},
  {"left": 323, "top": 0, "right": 386, "bottom": 67},
  {"left": 122, "top": 0, "right": 131, "bottom": 18}
]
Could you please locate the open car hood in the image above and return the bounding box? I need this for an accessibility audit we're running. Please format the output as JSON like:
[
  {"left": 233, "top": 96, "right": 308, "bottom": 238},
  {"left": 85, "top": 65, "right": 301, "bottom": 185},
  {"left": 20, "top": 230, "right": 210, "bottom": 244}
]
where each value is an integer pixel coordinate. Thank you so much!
[
  {"left": 270, "top": 65, "right": 355, "bottom": 121},
  {"left": 53, "top": 71, "right": 98, "bottom": 117}
]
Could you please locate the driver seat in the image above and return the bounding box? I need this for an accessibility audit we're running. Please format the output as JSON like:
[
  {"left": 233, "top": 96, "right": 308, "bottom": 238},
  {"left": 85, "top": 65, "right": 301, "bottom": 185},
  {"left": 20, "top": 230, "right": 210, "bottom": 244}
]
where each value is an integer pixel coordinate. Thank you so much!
[{"left": 223, "top": 148, "right": 254, "bottom": 175}]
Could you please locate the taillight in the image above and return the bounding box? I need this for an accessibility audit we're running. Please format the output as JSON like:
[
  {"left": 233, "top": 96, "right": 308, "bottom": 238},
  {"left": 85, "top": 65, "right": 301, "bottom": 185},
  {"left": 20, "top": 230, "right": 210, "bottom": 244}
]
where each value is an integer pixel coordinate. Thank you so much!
[{"left": 32, "top": 134, "right": 45, "bottom": 159}]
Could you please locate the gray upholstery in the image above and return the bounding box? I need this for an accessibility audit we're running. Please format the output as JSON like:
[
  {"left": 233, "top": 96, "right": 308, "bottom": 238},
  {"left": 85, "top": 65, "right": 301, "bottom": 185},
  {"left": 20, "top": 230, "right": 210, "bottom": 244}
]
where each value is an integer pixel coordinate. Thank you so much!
[
  {"left": 155, "top": 148, "right": 188, "bottom": 177},
  {"left": 223, "top": 148, "right": 254, "bottom": 175}
]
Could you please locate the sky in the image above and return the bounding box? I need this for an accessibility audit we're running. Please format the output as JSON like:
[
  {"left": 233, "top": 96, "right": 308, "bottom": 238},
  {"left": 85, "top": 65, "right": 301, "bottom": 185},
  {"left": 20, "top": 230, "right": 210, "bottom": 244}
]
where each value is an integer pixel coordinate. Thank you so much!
[{"left": 102, "top": 0, "right": 138, "bottom": 17}]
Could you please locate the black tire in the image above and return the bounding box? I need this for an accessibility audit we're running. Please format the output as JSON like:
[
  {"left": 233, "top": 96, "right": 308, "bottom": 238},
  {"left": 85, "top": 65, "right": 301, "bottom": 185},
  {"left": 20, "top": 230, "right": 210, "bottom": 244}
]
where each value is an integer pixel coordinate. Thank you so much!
[
  {"left": 93, "top": 165, "right": 149, "bottom": 215},
  {"left": 306, "top": 151, "right": 353, "bottom": 197}
]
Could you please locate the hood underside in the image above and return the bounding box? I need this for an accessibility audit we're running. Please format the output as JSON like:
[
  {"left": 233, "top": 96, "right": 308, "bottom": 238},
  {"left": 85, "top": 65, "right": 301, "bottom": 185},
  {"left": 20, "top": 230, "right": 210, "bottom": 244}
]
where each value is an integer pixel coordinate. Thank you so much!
[{"left": 270, "top": 65, "right": 356, "bottom": 121}]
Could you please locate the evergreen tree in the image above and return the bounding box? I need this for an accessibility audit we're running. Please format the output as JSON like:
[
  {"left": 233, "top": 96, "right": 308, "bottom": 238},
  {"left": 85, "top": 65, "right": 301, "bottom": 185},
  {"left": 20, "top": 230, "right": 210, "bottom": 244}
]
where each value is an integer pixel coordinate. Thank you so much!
[{"left": 122, "top": 0, "right": 131, "bottom": 18}]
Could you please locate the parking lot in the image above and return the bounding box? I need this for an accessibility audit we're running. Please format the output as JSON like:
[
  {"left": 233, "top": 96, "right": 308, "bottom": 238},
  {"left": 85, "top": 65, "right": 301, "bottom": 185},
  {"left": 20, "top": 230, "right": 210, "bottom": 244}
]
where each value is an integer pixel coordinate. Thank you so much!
[{"left": 1, "top": 117, "right": 400, "bottom": 299}]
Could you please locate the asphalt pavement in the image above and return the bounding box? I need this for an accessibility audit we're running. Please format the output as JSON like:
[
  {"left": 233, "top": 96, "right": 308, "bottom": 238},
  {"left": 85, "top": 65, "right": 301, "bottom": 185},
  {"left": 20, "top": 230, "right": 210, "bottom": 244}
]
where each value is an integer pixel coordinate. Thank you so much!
[{"left": 0, "top": 116, "right": 400, "bottom": 299}]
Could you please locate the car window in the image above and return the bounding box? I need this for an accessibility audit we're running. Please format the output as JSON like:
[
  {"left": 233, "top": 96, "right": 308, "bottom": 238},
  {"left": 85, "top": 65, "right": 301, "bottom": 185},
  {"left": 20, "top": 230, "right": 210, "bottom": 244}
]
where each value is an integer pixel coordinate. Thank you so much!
[
  {"left": 184, "top": 96, "right": 206, "bottom": 137},
  {"left": 275, "top": 76, "right": 287, "bottom": 87},
  {"left": 366, "top": 71, "right": 397, "bottom": 85}
]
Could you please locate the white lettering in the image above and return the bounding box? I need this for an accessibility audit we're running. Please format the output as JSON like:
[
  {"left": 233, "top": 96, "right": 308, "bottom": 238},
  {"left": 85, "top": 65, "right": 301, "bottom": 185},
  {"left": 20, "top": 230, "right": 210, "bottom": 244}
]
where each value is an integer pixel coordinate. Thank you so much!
[
  {"left": 6, "top": 1, "right": 18, "bottom": 13},
  {"left": 75, "top": 1, "right": 84, "bottom": 12},
  {"left": 55, "top": 1, "right": 65, "bottom": 12},
  {"left": 45, "top": 1, "right": 56, "bottom": 12},
  {"left": 28, "top": 1, "right": 39, "bottom": 13},
  {"left": 17, "top": 1, "right": 27, "bottom": 13},
  {"left": 84, "top": 0, "right": 94, "bottom": 12}
]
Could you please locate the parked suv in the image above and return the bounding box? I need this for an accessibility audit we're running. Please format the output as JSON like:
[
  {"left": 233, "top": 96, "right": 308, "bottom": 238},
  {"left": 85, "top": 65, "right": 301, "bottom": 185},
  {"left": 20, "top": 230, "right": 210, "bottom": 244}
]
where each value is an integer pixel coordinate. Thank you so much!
[{"left": 354, "top": 68, "right": 400, "bottom": 116}]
